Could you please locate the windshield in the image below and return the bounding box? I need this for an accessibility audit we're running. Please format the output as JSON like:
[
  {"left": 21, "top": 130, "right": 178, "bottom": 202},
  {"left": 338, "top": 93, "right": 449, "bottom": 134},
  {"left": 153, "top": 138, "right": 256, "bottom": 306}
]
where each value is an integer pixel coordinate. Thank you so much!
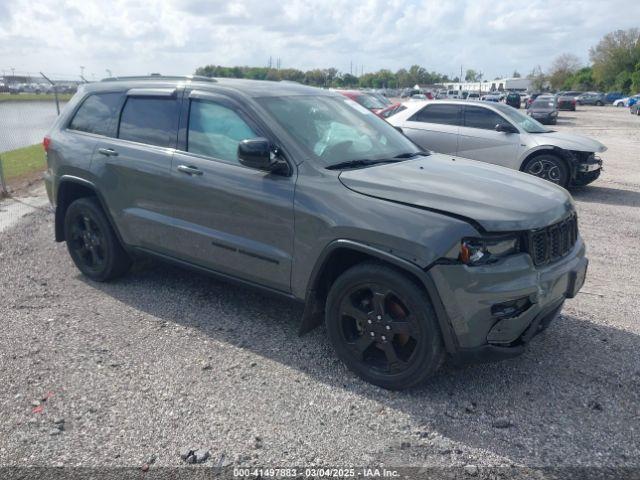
[
  {"left": 258, "top": 95, "right": 421, "bottom": 166},
  {"left": 493, "top": 103, "right": 551, "bottom": 133},
  {"left": 355, "top": 94, "right": 387, "bottom": 110}
]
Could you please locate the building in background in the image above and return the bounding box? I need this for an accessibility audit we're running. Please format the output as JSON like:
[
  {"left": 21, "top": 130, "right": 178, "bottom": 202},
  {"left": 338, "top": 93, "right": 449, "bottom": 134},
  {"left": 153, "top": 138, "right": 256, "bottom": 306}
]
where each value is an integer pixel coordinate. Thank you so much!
[{"left": 444, "top": 77, "right": 532, "bottom": 93}]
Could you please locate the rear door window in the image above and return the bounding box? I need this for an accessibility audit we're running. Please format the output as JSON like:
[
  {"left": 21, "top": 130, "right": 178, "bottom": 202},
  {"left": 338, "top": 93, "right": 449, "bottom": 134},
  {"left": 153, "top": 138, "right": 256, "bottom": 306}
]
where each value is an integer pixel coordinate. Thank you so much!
[
  {"left": 463, "top": 106, "right": 507, "bottom": 130},
  {"left": 409, "top": 104, "right": 462, "bottom": 125},
  {"left": 68, "top": 92, "right": 122, "bottom": 136},
  {"left": 118, "top": 97, "right": 179, "bottom": 148}
]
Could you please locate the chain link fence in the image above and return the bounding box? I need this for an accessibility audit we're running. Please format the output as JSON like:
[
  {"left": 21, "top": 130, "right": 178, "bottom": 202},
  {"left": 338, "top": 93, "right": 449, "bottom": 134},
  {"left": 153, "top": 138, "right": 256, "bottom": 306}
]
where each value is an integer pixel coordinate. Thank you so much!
[{"left": 0, "top": 71, "right": 80, "bottom": 196}]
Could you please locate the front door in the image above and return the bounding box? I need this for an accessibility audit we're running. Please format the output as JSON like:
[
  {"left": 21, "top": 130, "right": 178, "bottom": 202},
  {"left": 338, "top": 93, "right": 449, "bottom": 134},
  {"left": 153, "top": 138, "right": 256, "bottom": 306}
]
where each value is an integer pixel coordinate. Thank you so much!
[
  {"left": 168, "top": 91, "right": 295, "bottom": 293},
  {"left": 457, "top": 105, "right": 522, "bottom": 168}
]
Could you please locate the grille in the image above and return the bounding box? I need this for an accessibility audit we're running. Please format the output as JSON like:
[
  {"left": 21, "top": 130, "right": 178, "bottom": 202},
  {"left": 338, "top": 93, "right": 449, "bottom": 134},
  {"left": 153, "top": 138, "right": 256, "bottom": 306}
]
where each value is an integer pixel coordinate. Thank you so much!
[{"left": 526, "top": 214, "right": 578, "bottom": 266}]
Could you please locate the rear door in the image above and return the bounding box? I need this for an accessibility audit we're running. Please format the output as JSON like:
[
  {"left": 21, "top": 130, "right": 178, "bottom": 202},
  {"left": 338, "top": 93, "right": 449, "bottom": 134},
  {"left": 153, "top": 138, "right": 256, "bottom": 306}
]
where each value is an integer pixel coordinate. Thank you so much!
[
  {"left": 168, "top": 90, "right": 295, "bottom": 292},
  {"left": 91, "top": 87, "right": 182, "bottom": 252},
  {"left": 401, "top": 103, "right": 462, "bottom": 154},
  {"left": 457, "top": 105, "right": 522, "bottom": 168}
]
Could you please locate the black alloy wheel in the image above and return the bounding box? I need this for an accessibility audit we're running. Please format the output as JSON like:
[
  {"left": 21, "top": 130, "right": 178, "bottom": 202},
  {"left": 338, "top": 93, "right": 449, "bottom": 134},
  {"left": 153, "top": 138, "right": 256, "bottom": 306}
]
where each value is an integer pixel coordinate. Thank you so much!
[
  {"left": 326, "top": 262, "right": 444, "bottom": 390},
  {"left": 68, "top": 213, "right": 106, "bottom": 273},
  {"left": 64, "top": 197, "right": 131, "bottom": 281}
]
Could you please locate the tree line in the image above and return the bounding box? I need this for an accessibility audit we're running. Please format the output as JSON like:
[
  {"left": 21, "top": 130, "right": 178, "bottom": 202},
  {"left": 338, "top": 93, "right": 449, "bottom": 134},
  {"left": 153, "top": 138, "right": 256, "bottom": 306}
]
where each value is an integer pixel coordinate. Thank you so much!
[
  {"left": 529, "top": 28, "right": 640, "bottom": 93},
  {"left": 195, "top": 28, "right": 640, "bottom": 94},
  {"left": 194, "top": 64, "right": 451, "bottom": 89}
]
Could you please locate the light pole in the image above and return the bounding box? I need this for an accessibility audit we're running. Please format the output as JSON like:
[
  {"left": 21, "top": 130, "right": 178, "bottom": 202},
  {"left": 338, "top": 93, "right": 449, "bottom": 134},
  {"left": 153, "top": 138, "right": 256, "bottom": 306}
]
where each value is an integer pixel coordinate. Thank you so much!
[
  {"left": 80, "top": 66, "right": 85, "bottom": 78},
  {"left": 105, "top": 69, "right": 112, "bottom": 78}
]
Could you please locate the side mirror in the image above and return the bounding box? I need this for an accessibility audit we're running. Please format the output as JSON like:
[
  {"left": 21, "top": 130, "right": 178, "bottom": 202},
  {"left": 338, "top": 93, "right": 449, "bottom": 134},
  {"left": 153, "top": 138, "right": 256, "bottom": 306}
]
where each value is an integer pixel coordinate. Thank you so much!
[
  {"left": 495, "top": 123, "right": 518, "bottom": 134},
  {"left": 394, "top": 126, "right": 403, "bottom": 134},
  {"left": 238, "top": 138, "right": 274, "bottom": 170}
]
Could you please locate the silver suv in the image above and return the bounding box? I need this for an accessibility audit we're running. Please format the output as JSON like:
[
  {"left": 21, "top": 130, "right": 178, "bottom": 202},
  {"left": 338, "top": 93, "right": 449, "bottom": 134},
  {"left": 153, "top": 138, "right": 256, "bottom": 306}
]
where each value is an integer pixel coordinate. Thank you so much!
[
  {"left": 388, "top": 100, "right": 605, "bottom": 187},
  {"left": 44, "top": 76, "right": 588, "bottom": 389}
]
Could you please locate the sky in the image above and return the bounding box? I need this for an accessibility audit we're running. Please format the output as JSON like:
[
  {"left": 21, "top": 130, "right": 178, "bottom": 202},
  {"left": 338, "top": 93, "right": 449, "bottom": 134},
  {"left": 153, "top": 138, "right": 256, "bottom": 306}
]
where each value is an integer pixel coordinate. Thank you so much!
[{"left": 1, "top": 0, "right": 639, "bottom": 81}]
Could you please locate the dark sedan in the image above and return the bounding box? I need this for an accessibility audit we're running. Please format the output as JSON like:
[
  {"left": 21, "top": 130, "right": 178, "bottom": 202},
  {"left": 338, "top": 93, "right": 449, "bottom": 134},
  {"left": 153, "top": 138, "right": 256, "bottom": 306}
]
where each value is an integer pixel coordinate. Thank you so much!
[
  {"left": 557, "top": 91, "right": 581, "bottom": 111},
  {"left": 527, "top": 96, "right": 559, "bottom": 124}
]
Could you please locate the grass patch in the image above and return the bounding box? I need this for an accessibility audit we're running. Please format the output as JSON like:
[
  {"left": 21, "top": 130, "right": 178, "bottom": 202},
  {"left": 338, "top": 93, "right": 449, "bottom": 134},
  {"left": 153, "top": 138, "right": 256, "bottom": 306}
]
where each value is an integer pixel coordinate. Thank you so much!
[
  {"left": 0, "top": 144, "right": 45, "bottom": 180},
  {"left": 0, "top": 93, "right": 73, "bottom": 103}
]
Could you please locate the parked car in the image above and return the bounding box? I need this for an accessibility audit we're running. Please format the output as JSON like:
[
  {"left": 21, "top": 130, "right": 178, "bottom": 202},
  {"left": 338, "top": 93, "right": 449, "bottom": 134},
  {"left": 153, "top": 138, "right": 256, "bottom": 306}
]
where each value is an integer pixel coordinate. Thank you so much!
[
  {"left": 604, "top": 92, "right": 624, "bottom": 104},
  {"left": 613, "top": 94, "right": 640, "bottom": 107},
  {"left": 44, "top": 76, "right": 589, "bottom": 390},
  {"left": 335, "top": 90, "right": 388, "bottom": 116},
  {"left": 466, "top": 92, "right": 480, "bottom": 100},
  {"left": 556, "top": 91, "right": 581, "bottom": 111},
  {"left": 506, "top": 92, "right": 521, "bottom": 109},
  {"left": 527, "top": 95, "right": 559, "bottom": 125},
  {"left": 482, "top": 92, "right": 504, "bottom": 102},
  {"left": 576, "top": 92, "right": 605, "bottom": 106},
  {"left": 368, "top": 91, "right": 393, "bottom": 107},
  {"left": 378, "top": 103, "right": 406, "bottom": 119},
  {"left": 525, "top": 92, "right": 550, "bottom": 109},
  {"left": 630, "top": 102, "right": 640, "bottom": 115},
  {"left": 388, "top": 100, "right": 605, "bottom": 187}
]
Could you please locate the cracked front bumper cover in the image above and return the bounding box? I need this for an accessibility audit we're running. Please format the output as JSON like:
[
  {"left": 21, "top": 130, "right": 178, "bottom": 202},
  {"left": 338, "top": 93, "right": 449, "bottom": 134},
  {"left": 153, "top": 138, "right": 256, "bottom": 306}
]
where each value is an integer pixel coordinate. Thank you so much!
[{"left": 427, "top": 238, "right": 587, "bottom": 360}]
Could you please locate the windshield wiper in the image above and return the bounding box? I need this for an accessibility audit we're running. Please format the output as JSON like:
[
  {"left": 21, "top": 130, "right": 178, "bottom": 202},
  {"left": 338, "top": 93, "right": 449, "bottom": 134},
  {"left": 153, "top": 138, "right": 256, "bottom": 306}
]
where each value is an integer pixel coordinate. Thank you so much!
[
  {"left": 326, "top": 158, "right": 401, "bottom": 170},
  {"left": 393, "top": 150, "right": 430, "bottom": 158}
]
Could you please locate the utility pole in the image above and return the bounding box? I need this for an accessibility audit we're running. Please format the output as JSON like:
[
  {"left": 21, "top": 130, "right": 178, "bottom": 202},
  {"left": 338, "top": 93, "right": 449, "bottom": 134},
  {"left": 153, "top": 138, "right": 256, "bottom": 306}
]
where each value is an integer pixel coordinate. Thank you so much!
[{"left": 80, "top": 66, "right": 85, "bottom": 78}]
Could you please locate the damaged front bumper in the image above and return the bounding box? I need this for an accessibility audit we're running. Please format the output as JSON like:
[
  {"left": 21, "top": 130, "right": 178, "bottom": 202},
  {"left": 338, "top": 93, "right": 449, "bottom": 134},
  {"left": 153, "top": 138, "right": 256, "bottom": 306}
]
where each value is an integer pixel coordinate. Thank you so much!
[
  {"left": 577, "top": 154, "right": 603, "bottom": 173},
  {"left": 426, "top": 238, "right": 587, "bottom": 363}
]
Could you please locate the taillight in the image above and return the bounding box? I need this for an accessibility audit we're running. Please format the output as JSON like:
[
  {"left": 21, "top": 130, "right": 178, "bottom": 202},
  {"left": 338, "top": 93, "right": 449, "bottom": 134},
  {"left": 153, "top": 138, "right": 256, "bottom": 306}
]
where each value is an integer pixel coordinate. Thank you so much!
[
  {"left": 43, "top": 136, "right": 51, "bottom": 153},
  {"left": 572, "top": 99, "right": 576, "bottom": 105}
]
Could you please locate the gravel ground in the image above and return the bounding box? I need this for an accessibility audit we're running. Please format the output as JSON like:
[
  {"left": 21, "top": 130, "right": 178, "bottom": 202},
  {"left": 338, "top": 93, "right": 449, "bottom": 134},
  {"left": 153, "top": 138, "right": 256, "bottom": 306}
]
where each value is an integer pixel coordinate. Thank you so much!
[{"left": 0, "top": 106, "right": 639, "bottom": 477}]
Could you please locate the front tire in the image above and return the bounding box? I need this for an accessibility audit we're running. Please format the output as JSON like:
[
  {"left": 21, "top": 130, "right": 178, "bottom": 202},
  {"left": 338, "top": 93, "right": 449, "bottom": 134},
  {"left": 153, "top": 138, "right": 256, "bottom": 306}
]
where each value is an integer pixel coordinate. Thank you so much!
[
  {"left": 522, "top": 154, "right": 569, "bottom": 187},
  {"left": 325, "top": 262, "right": 444, "bottom": 390},
  {"left": 64, "top": 197, "right": 131, "bottom": 281}
]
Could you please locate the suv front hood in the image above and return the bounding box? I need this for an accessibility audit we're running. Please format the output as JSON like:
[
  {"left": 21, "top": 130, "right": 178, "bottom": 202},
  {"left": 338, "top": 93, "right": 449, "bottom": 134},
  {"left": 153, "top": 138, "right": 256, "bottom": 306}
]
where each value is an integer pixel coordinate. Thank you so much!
[
  {"left": 532, "top": 131, "right": 607, "bottom": 153},
  {"left": 339, "top": 154, "right": 574, "bottom": 232}
]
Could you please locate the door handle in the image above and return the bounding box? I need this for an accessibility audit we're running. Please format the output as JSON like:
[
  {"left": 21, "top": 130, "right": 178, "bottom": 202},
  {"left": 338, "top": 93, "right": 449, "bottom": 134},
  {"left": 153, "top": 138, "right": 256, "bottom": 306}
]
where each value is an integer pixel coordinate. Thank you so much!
[
  {"left": 177, "top": 165, "right": 203, "bottom": 176},
  {"left": 97, "top": 148, "right": 119, "bottom": 157}
]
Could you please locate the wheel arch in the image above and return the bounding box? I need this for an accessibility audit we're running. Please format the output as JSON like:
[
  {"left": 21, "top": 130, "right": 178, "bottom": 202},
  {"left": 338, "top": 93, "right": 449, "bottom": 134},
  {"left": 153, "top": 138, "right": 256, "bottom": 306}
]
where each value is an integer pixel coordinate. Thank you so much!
[
  {"left": 519, "top": 147, "right": 573, "bottom": 180},
  {"left": 298, "top": 240, "right": 458, "bottom": 354},
  {"left": 54, "top": 176, "right": 123, "bottom": 245}
]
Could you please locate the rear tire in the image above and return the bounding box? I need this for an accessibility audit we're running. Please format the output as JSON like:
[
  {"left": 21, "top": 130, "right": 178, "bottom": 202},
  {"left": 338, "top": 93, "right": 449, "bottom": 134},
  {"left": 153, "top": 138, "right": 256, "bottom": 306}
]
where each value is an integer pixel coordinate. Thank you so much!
[
  {"left": 522, "top": 154, "right": 569, "bottom": 187},
  {"left": 64, "top": 197, "right": 131, "bottom": 281},
  {"left": 325, "top": 262, "right": 444, "bottom": 390},
  {"left": 595, "top": 101, "right": 603, "bottom": 106}
]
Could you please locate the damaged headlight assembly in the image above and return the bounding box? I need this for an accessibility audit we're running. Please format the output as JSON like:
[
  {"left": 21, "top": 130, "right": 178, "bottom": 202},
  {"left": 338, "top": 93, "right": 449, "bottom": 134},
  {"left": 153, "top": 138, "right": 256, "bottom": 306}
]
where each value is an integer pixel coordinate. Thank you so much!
[{"left": 459, "top": 235, "right": 521, "bottom": 266}]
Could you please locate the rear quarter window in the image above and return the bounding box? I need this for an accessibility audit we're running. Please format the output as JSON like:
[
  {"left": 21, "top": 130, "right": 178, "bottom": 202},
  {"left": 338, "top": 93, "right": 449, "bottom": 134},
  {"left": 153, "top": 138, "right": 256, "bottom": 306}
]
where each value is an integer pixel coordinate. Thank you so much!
[{"left": 68, "top": 92, "right": 123, "bottom": 136}]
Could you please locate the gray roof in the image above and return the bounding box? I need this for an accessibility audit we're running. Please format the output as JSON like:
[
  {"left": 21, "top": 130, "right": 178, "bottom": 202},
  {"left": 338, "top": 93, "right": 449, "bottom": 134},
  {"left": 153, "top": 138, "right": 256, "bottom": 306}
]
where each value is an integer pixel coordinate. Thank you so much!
[{"left": 90, "top": 75, "right": 330, "bottom": 98}]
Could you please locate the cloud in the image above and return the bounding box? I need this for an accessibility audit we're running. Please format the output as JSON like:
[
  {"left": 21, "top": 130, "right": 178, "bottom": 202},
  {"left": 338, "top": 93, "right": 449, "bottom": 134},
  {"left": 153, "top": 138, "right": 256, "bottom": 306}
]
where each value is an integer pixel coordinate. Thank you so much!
[{"left": 0, "top": 0, "right": 638, "bottom": 80}]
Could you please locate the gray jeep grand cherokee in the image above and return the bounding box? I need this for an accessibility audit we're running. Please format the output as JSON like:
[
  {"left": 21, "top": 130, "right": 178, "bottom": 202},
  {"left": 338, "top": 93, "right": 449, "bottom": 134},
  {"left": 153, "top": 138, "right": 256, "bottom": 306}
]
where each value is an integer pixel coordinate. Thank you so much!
[{"left": 44, "top": 76, "right": 588, "bottom": 390}]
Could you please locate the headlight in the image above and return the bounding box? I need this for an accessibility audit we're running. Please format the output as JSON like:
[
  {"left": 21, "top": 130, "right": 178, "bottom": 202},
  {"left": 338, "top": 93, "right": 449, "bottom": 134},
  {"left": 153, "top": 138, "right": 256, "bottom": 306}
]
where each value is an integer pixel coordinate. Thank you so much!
[{"left": 459, "top": 236, "right": 521, "bottom": 266}]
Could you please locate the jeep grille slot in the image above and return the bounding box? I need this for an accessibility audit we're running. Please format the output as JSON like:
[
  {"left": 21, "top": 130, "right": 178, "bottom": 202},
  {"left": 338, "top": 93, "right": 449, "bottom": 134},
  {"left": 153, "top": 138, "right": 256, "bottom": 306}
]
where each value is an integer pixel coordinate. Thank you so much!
[{"left": 527, "top": 213, "right": 578, "bottom": 266}]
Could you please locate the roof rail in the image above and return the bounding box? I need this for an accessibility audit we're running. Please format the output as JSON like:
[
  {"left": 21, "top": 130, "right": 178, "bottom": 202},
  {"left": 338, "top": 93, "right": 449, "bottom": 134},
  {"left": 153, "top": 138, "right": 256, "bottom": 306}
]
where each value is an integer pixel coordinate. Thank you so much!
[{"left": 101, "top": 75, "right": 217, "bottom": 83}]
